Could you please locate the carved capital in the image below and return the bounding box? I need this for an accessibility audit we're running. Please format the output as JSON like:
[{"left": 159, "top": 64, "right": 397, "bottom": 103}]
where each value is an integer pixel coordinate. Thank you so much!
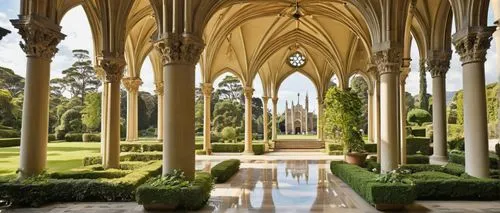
[
  {"left": 122, "top": 77, "right": 143, "bottom": 93},
  {"left": 453, "top": 27, "right": 494, "bottom": 64},
  {"left": 155, "top": 82, "right": 164, "bottom": 96},
  {"left": 427, "top": 51, "right": 451, "bottom": 78},
  {"left": 372, "top": 49, "right": 402, "bottom": 76},
  {"left": 262, "top": 96, "right": 270, "bottom": 104},
  {"left": 99, "top": 53, "right": 127, "bottom": 83},
  {"left": 95, "top": 66, "right": 106, "bottom": 82},
  {"left": 11, "top": 15, "right": 65, "bottom": 59},
  {"left": 154, "top": 33, "right": 205, "bottom": 65},
  {"left": 243, "top": 87, "right": 254, "bottom": 98},
  {"left": 201, "top": 83, "right": 213, "bottom": 96},
  {"left": 272, "top": 97, "right": 279, "bottom": 105}
]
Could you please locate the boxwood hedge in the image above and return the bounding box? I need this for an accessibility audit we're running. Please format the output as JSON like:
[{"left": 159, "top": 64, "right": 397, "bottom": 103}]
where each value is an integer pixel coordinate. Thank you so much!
[{"left": 211, "top": 159, "right": 240, "bottom": 183}]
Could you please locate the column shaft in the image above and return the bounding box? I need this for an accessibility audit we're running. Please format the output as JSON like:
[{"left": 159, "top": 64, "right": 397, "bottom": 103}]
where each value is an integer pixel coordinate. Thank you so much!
[
  {"left": 243, "top": 87, "right": 254, "bottom": 154},
  {"left": 373, "top": 80, "right": 381, "bottom": 163},
  {"left": 431, "top": 76, "right": 448, "bottom": 163},
  {"left": 163, "top": 64, "right": 196, "bottom": 178},
  {"left": 380, "top": 71, "right": 399, "bottom": 173},
  {"left": 105, "top": 81, "right": 121, "bottom": 169},
  {"left": 126, "top": 91, "right": 138, "bottom": 141},
  {"left": 155, "top": 82, "right": 164, "bottom": 142},
  {"left": 263, "top": 97, "right": 269, "bottom": 148},
  {"left": 272, "top": 98, "right": 278, "bottom": 141},
  {"left": 202, "top": 84, "right": 213, "bottom": 155},
  {"left": 399, "top": 82, "right": 407, "bottom": 164},
  {"left": 317, "top": 100, "right": 324, "bottom": 141},
  {"left": 101, "top": 81, "right": 109, "bottom": 159},
  {"left": 367, "top": 92, "right": 374, "bottom": 144}
]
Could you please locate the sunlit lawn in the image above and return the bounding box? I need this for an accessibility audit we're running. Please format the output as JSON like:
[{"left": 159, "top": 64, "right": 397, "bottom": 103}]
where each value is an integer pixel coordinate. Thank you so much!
[
  {"left": 276, "top": 134, "right": 318, "bottom": 140},
  {"left": 0, "top": 142, "right": 101, "bottom": 175}
]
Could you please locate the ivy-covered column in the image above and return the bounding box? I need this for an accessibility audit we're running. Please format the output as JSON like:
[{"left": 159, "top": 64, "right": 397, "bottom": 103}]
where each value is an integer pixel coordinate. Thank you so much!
[
  {"left": 201, "top": 83, "right": 213, "bottom": 155},
  {"left": 155, "top": 34, "right": 204, "bottom": 179},
  {"left": 453, "top": 27, "right": 494, "bottom": 178},
  {"left": 427, "top": 51, "right": 451, "bottom": 164},
  {"left": 11, "top": 16, "right": 65, "bottom": 178},
  {"left": 243, "top": 87, "right": 254, "bottom": 154},
  {"left": 374, "top": 49, "right": 402, "bottom": 173}
]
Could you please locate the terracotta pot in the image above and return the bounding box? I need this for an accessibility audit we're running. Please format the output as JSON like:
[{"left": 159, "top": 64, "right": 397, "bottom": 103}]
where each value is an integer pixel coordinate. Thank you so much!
[{"left": 345, "top": 152, "right": 368, "bottom": 166}]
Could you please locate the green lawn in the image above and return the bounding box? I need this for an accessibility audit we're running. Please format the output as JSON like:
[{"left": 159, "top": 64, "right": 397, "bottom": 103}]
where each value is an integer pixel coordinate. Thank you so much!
[
  {"left": 276, "top": 134, "right": 318, "bottom": 140},
  {"left": 0, "top": 142, "right": 100, "bottom": 175}
]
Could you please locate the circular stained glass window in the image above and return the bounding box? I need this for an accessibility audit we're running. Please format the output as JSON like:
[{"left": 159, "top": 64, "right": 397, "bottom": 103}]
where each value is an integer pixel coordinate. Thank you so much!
[{"left": 288, "top": 51, "right": 306, "bottom": 68}]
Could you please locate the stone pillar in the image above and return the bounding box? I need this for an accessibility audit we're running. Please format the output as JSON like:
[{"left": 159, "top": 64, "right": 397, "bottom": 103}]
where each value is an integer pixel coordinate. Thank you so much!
[
  {"left": 369, "top": 73, "right": 381, "bottom": 163},
  {"left": 317, "top": 98, "right": 324, "bottom": 141},
  {"left": 123, "top": 77, "right": 143, "bottom": 142},
  {"left": 272, "top": 97, "right": 278, "bottom": 141},
  {"left": 291, "top": 102, "right": 295, "bottom": 134},
  {"left": 202, "top": 83, "right": 213, "bottom": 155},
  {"left": 262, "top": 96, "right": 270, "bottom": 150},
  {"left": 374, "top": 49, "right": 401, "bottom": 173},
  {"left": 427, "top": 52, "right": 451, "bottom": 164},
  {"left": 453, "top": 27, "right": 494, "bottom": 178},
  {"left": 155, "top": 82, "right": 164, "bottom": 142},
  {"left": 243, "top": 87, "right": 254, "bottom": 154},
  {"left": 285, "top": 101, "right": 288, "bottom": 135},
  {"left": 11, "top": 17, "right": 65, "bottom": 178},
  {"left": 399, "top": 66, "right": 409, "bottom": 165},
  {"left": 155, "top": 34, "right": 204, "bottom": 179},
  {"left": 367, "top": 89, "right": 374, "bottom": 144},
  {"left": 101, "top": 56, "right": 127, "bottom": 169}
]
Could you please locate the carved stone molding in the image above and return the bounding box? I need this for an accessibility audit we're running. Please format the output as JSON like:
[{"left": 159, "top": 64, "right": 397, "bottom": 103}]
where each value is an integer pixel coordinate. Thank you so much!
[
  {"left": 99, "top": 53, "right": 127, "bottom": 83},
  {"left": 154, "top": 33, "right": 205, "bottom": 65},
  {"left": 243, "top": 87, "right": 254, "bottom": 98},
  {"left": 427, "top": 51, "right": 452, "bottom": 78},
  {"left": 122, "top": 77, "right": 143, "bottom": 93},
  {"left": 372, "top": 48, "right": 402, "bottom": 76},
  {"left": 95, "top": 66, "right": 106, "bottom": 82},
  {"left": 272, "top": 97, "right": 279, "bottom": 105},
  {"left": 11, "top": 16, "right": 65, "bottom": 59},
  {"left": 453, "top": 27, "right": 494, "bottom": 64},
  {"left": 262, "top": 96, "right": 269, "bottom": 103},
  {"left": 155, "top": 82, "right": 164, "bottom": 96},
  {"left": 201, "top": 83, "right": 213, "bottom": 96}
]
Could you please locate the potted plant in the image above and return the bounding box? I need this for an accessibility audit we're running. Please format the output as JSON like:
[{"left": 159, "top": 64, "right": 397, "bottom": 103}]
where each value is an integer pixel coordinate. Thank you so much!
[{"left": 344, "top": 128, "right": 367, "bottom": 166}]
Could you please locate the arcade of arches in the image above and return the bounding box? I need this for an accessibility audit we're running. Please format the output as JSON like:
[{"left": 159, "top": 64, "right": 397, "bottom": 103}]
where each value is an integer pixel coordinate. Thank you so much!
[{"left": 7, "top": 0, "right": 500, "bottom": 181}]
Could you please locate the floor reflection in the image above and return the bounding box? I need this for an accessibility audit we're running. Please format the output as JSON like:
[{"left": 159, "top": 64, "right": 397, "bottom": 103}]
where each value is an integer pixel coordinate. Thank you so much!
[{"left": 206, "top": 160, "right": 359, "bottom": 212}]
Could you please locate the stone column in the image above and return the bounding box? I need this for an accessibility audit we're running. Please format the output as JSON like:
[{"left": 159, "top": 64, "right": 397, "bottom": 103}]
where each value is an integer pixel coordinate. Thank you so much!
[
  {"left": 11, "top": 17, "right": 65, "bottom": 178},
  {"left": 202, "top": 83, "right": 213, "bottom": 155},
  {"left": 262, "top": 96, "right": 270, "bottom": 150},
  {"left": 367, "top": 89, "right": 374, "bottom": 144},
  {"left": 427, "top": 52, "right": 451, "bottom": 164},
  {"left": 155, "top": 34, "right": 204, "bottom": 179},
  {"left": 155, "top": 82, "right": 164, "bottom": 142},
  {"left": 291, "top": 102, "right": 295, "bottom": 134},
  {"left": 285, "top": 101, "right": 288, "bottom": 135},
  {"left": 272, "top": 97, "right": 278, "bottom": 141},
  {"left": 453, "top": 27, "right": 494, "bottom": 178},
  {"left": 101, "top": 56, "right": 127, "bottom": 169},
  {"left": 123, "top": 77, "right": 143, "bottom": 142},
  {"left": 374, "top": 49, "right": 401, "bottom": 173},
  {"left": 399, "top": 67, "right": 409, "bottom": 164},
  {"left": 243, "top": 87, "right": 254, "bottom": 154},
  {"left": 317, "top": 98, "right": 324, "bottom": 141}
]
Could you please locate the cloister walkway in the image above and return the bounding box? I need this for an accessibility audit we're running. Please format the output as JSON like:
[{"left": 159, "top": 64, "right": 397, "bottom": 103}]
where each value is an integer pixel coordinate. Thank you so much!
[{"left": 4, "top": 157, "right": 500, "bottom": 213}]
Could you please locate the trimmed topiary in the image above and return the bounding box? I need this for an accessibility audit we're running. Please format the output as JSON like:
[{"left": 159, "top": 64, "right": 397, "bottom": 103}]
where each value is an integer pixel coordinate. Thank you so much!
[
  {"left": 221, "top": 127, "right": 237, "bottom": 142},
  {"left": 64, "top": 133, "right": 83, "bottom": 142},
  {"left": 407, "top": 108, "right": 432, "bottom": 126},
  {"left": 211, "top": 159, "right": 240, "bottom": 183}
]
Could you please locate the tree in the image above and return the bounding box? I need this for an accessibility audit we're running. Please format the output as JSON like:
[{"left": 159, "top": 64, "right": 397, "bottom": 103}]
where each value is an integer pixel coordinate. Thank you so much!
[
  {"left": 350, "top": 76, "right": 368, "bottom": 132},
  {"left": 0, "top": 66, "right": 24, "bottom": 96},
  {"left": 137, "top": 94, "right": 150, "bottom": 130},
  {"left": 81, "top": 92, "right": 101, "bottom": 132},
  {"left": 215, "top": 76, "right": 243, "bottom": 102},
  {"left": 52, "top": 49, "right": 101, "bottom": 104},
  {"left": 405, "top": 92, "right": 415, "bottom": 110},
  {"left": 212, "top": 100, "right": 243, "bottom": 132},
  {"left": 0, "top": 89, "right": 21, "bottom": 128}
]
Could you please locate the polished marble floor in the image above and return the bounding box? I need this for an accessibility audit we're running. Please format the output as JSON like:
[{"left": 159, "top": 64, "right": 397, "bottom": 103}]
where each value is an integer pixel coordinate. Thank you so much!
[{"left": 3, "top": 156, "right": 500, "bottom": 212}]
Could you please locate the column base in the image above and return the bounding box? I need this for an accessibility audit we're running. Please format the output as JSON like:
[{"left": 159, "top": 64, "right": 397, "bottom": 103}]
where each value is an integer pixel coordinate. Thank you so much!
[
  {"left": 430, "top": 155, "right": 448, "bottom": 165},
  {"left": 242, "top": 151, "right": 255, "bottom": 155},
  {"left": 264, "top": 141, "right": 270, "bottom": 152}
]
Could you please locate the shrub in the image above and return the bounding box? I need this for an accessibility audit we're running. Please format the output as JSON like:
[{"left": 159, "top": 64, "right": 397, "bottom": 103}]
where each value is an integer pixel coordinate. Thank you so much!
[
  {"left": 410, "top": 128, "right": 426, "bottom": 137},
  {"left": 64, "top": 133, "right": 83, "bottom": 142},
  {"left": 210, "top": 132, "right": 221, "bottom": 143},
  {"left": 0, "top": 138, "right": 20, "bottom": 148},
  {"left": 142, "top": 143, "right": 163, "bottom": 152},
  {"left": 195, "top": 143, "right": 203, "bottom": 150},
  {"left": 55, "top": 129, "right": 66, "bottom": 140},
  {"left": 48, "top": 134, "right": 56, "bottom": 142},
  {"left": 448, "top": 138, "right": 464, "bottom": 151},
  {"left": 0, "top": 129, "right": 20, "bottom": 138},
  {"left": 135, "top": 172, "right": 214, "bottom": 210},
  {"left": 82, "top": 133, "right": 100, "bottom": 142},
  {"left": 83, "top": 153, "right": 163, "bottom": 166},
  {"left": 407, "top": 155, "right": 429, "bottom": 164},
  {"left": 120, "top": 142, "right": 163, "bottom": 153},
  {"left": 0, "top": 161, "right": 162, "bottom": 207},
  {"left": 407, "top": 109, "right": 432, "bottom": 126},
  {"left": 399, "top": 163, "right": 465, "bottom": 176},
  {"left": 406, "top": 137, "right": 431, "bottom": 155},
  {"left": 448, "top": 124, "right": 464, "bottom": 141},
  {"left": 211, "top": 159, "right": 240, "bottom": 183},
  {"left": 364, "top": 143, "right": 377, "bottom": 153},
  {"left": 449, "top": 151, "right": 498, "bottom": 169},
  {"left": 195, "top": 150, "right": 206, "bottom": 155},
  {"left": 211, "top": 143, "right": 265, "bottom": 155},
  {"left": 330, "top": 162, "right": 416, "bottom": 207},
  {"left": 49, "top": 169, "right": 129, "bottom": 179},
  {"left": 221, "top": 127, "right": 237, "bottom": 142},
  {"left": 120, "top": 143, "right": 142, "bottom": 152}
]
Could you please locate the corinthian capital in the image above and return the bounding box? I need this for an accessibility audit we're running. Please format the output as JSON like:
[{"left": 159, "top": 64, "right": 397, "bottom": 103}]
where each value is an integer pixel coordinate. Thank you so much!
[
  {"left": 122, "top": 77, "right": 143, "bottom": 93},
  {"left": 427, "top": 51, "right": 451, "bottom": 78},
  {"left": 11, "top": 16, "right": 66, "bottom": 59},
  {"left": 372, "top": 48, "right": 402, "bottom": 76},
  {"left": 453, "top": 27, "right": 494, "bottom": 64},
  {"left": 99, "top": 52, "right": 127, "bottom": 83},
  {"left": 243, "top": 87, "right": 254, "bottom": 98},
  {"left": 201, "top": 83, "right": 213, "bottom": 96},
  {"left": 154, "top": 33, "right": 205, "bottom": 65}
]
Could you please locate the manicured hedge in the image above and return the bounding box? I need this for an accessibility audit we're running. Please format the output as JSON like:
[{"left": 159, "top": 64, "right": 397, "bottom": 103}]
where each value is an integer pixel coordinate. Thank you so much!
[
  {"left": 449, "top": 151, "right": 498, "bottom": 169},
  {"left": 195, "top": 150, "right": 207, "bottom": 155},
  {"left": 399, "top": 163, "right": 465, "bottom": 176},
  {"left": 211, "top": 159, "right": 240, "bottom": 183},
  {"left": 211, "top": 143, "right": 265, "bottom": 155},
  {"left": 406, "top": 137, "right": 431, "bottom": 155},
  {"left": 65, "top": 133, "right": 83, "bottom": 142},
  {"left": 0, "top": 161, "right": 162, "bottom": 207},
  {"left": 48, "top": 134, "right": 56, "bottom": 142},
  {"left": 448, "top": 138, "right": 464, "bottom": 151},
  {"left": 325, "top": 143, "right": 343, "bottom": 155},
  {"left": 0, "top": 129, "right": 20, "bottom": 138},
  {"left": 136, "top": 172, "right": 214, "bottom": 210},
  {"left": 330, "top": 161, "right": 416, "bottom": 207},
  {"left": 82, "top": 133, "right": 101, "bottom": 142},
  {"left": 407, "top": 154, "right": 429, "bottom": 164},
  {"left": 0, "top": 138, "right": 20, "bottom": 148},
  {"left": 411, "top": 127, "right": 426, "bottom": 137},
  {"left": 83, "top": 152, "right": 163, "bottom": 166},
  {"left": 195, "top": 143, "right": 203, "bottom": 150},
  {"left": 364, "top": 143, "right": 377, "bottom": 153}
]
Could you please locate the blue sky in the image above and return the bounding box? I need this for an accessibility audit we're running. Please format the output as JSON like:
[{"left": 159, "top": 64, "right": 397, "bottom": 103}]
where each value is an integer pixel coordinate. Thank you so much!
[{"left": 0, "top": 1, "right": 498, "bottom": 113}]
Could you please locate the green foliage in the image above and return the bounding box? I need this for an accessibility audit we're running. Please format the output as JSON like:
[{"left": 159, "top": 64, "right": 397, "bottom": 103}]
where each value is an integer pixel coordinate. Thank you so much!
[
  {"left": 212, "top": 100, "right": 243, "bottom": 132},
  {"left": 448, "top": 138, "right": 464, "bottom": 151},
  {"left": 0, "top": 161, "right": 162, "bottom": 207},
  {"left": 65, "top": 133, "right": 83, "bottom": 142},
  {"left": 452, "top": 83, "right": 498, "bottom": 126},
  {"left": 407, "top": 109, "right": 432, "bottom": 126},
  {"left": 0, "top": 89, "right": 22, "bottom": 129},
  {"left": 364, "top": 143, "right": 377, "bottom": 153},
  {"left": 410, "top": 127, "right": 426, "bottom": 137},
  {"left": 330, "top": 162, "right": 416, "bottom": 206},
  {"left": 81, "top": 92, "right": 101, "bottom": 132},
  {"left": 211, "top": 159, "right": 240, "bottom": 183},
  {"left": 448, "top": 124, "right": 464, "bottom": 141},
  {"left": 406, "top": 137, "right": 431, "bottom": 155},
  {"left": 83, "top": 153, "right": 164, "bottom": 166},
  {"left": 323, "top": 87, "right": 364, "bottom": 152},
  {"left": 214, "top": 76, "right": 243, "bottom": 101},
  {"left": 0, "top": 128, "right": 19, "bottom": 138},
  {"left": 211, "top": 143, "right": 265, "bottom": 155},
  {"left": 399, "top": 164, "right": 465, "bottom": 177},
  {"left": 350, "top": 76, "right": 369, "bottom": 133},
  {"left": 82, "top": 133, "right": 101, "bottom": 142},
  {"left": 406, "top": 154, "right": 430, "bottom": 164},
  {"left": 135, "top": 172, "right": 214, "bottom": 210},
  {"left": 59, "top": 109, "right": 82, "bottom": 133},
  {"left": 376, "top": 169, "right": 411, "bottom": 184},
  {"left": 0, "top": 138, "right": 20, "bottom": 148},
  {"left": 221, "top": 127, "right": 237, "bottom": 142},
  {"left": 418, "top": 61, "right": 429, "bottom": 111},
  {"left": 449, "top": 151, "right": 498, "bottom": 169},
  {"left": 120, "top": 142, "right": 163, "bottom": 153}
]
